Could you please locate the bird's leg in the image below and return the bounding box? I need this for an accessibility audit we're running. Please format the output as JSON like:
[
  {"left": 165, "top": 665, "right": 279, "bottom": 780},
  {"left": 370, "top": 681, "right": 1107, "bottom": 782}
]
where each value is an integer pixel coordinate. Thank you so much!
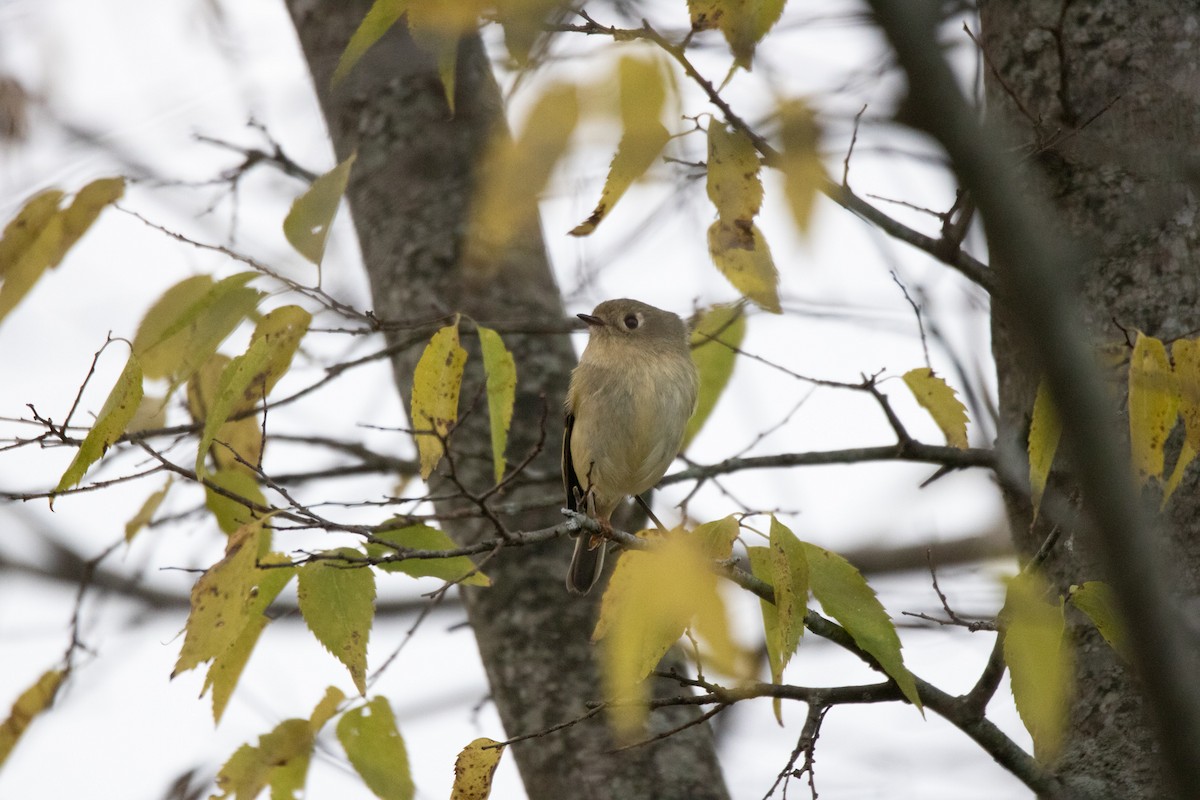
[{"left": 634, "top": 494, "right": 669, "bottom": 533}]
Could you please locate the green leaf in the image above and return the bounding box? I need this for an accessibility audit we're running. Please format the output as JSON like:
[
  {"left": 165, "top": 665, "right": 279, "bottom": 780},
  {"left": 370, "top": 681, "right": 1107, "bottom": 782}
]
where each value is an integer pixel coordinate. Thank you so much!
[
  {"left": 1002, "top": 571, "right": 1072, "bottom": 762},
  {"left": 450, "top": 738, "right": 505, "bottom": 800},
  {"left": 706, "top": 220, "right": 780, "bottom": 313},
  {"left": 683, "top": 304, "right": 746, "bottom": 447},
  {"left": 125, "top": 478, "right": 172, "bottom": 543},
  {"left": 173, "top": 521, "right": 265, "bottom": 677},
  {"left": 204, "top": 468, "right": 268, "bottom": 535},
  {"left": 570, "top": 55, "right": 672, "bottom": 236},
  {"left": 213, "top": 718, "right": 314, "bottom": 800},
  {"left": 332, "top": 0, "right": 406, "bottom": 86},
  {"left": 284, "top": 153, "right": 356, "bottom": 266},
  {"left": 477, "top": 326, "right": 516, "bottom": 483},
  {"left": 1028, "top": 378, "right": 1061, "bottom": 521},
  {"left": 902, "top": 367, "right": 969, "bottom": 449},
  {"left": 1067, "top": 581, "right": 1129, "bottom": 661},
  {"left": 746, "top": 546, "right": 785, "bottom": 723},
  {"left": 50, "top": 177, "right": 125, "bottom": 266},
  {"left": 249, "top": 305, "right": 312, "bottom": 396},
  {"left": 337, "top": 696, "right": 415, "bottom": 800},
  {"left": 366, "top": 524, "right": 489, "bottom": 587},
  {"left": 0, "top": 669, "right": 64, "bottom": 768},
  {"left": 132, "top": 272, "right": 261, "bottom": 385},
  {"left": 196, "top": 337, "right": 273, "bottom": 478},
  {"left": 411, "top": 322, "right": 467, "bottom": 479},
  {"left": 297, "top": 551, "right": 376, "bottom": 694},
  {"left": 188, "top": 354, "right": 263, "bottom": 477},
  {"left": 803, "top": 541, "right": 922, "bottom": 710},
  {"left": 1129, "top": 331, "right": 1178, "bottom": 483},
  {"left": 0, "top": 190, "right": 64, "bottom": 281},
  {"left": 768, "top": 517, "right": 808, "bottom": 677},
  {"left": 53, "top": 353, "right": 144, "bottom": 502}
]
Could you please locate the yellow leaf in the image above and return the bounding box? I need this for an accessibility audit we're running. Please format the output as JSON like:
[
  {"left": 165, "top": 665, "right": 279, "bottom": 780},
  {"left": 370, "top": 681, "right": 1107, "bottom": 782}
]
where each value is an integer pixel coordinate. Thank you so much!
[
  {"left": 451, "top": 738, "right": 505, "bottom": 800},
  {"left": 337, "top": 696, "right": 415, "bottom": 800},
  {"left": 285, "top": 153, "right": 356, "bottom": 266},
  {"left": 570, "top": 55, "right": 672, "bottom": 236},
  {"left": 779, "top": 100, "right": 825, "bottom": 235},
  {"left": 195, "top": 338, "right": 273, "bottom": 478},
  {"left": 684, "top": 304, "right": 746, "bottom": 447},
  {"left": 173, "top": 521, "right": 265, "bottom": 677},
  {"left": 0, "top": 669, "right": 64, "bottom": 768},
  {"left": 213, "top": 717, "right": 315, "bottom": 800},
  {"left": 1163, "top": 439, "right": 1196, "bottom": 508},
  {"left": 706, "top": 220, "right": 780, "bottom": 313},
  {"left": 902, "top": 367, "right": 969, "bottom": 449},
  {"left": 1028, "top": 379, "right": 1061, "bottom": 521},
  {"left": 477, "top": 326, "right": 516, "bottom": 483},
  {"left": 50, "top": 177, "right": 125, "bottom": 267},
  {"left": 0, "top": 201, "right": 64, "bottom": 324},
  {"left": 405, "top": 1, "right": 486, "bottom": 111},
  {"left": 127, "top": 393, "right": 168, "bottom": 434},
  {"left": 1067, "top": 581, "right": 1129, "bottom": 662},
  {"left": 124, "top": 478, "right": 172, "bottom": 543},
  {"left": 746, "top": 546, "right": 785, "bottom": 723},
  {"left": 249, "top": 305, "right": 312, "bottom": 397},
  {"left": 411, "top": 322, "right": 468, "bottom": 479},
  {"left": 189, "top": 354, "right": 262, "bottom": 477},
  {"left": 0, "top": 190, "right": 64, "bottom": 280},
  {"left": 494, "top": 0, "right": 561, "bottom": 65},
  {"left": 707, "top": 120, "right": 762, "bottom": 223},
  {"left": 1002, "top": 571, "right": 1073, "bottom": 762},
  {"left": 767, "top": 517, "right": 808, "bottom": 676},
  {"left": 1171, "top": 338, "right": 1200, "bottom": 453},
  {"left": 688, "top": 0, "right": 787, "bottom": 69},
  {"left": 593, "top": 529, "right": 742, "bottom": 740},
  {"left": 53, "top": 353, "right": 144, "bottom": 502},
  {"left": 332, "top": 0, "right": 406, "bottom": 87},
  {"left": 297, "top": 550, "right": 377, "bottom": 694},
  {"left": 204, "top": 468, "right": 268, "bottom": 535},
  {"left": 1129, "top": 332, "right": 1178, "bottom": 483},
  {"left": 468, "top": 83, "right": 578, "bottom": 268}
]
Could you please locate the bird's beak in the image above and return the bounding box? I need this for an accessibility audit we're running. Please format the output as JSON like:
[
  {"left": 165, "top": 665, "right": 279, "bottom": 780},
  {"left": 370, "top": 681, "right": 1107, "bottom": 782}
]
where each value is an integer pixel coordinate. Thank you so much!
[{"left": 577, "top": 313, "right": 604, "bottom": 328}]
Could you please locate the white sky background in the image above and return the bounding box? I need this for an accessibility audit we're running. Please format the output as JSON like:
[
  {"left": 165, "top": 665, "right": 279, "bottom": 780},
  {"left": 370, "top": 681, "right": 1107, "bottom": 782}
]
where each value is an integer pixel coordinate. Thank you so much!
[{"left": 0, "top": 1, "right": 1031, "bottom": 798}]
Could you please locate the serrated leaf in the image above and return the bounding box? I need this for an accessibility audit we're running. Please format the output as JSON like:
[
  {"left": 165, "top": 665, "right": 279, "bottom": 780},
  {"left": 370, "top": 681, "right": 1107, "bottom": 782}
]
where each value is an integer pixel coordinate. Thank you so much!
[
  {"left": 337, "top": 696, "right": 414, "bottom": 800},
  {"left": 477, "top": 326, "right": 516, "bottom": 483},
  {"left": 768, "top": 517, "right": 808, "bottom": 674},
  {"left": 570, "top": 56, "right": 671, "bottom": 236},
  {"left": 688, "top": 0, "right": 787, "bottom": 69},
  {"left": 468, "top": 82, "right": 578, "bottom": 267},
  {"left": 365, "top": 523, "right": 490, "bottom": 586},
  {"left": 903, "top": 367, "right": 969, "bottom": 449},
  {"left": 1003, "top": 571, "right": 1072, "bottom": 762},
  {"left": 1028, "top": 378, "right": 1061, "bottom": 521},
  {"left": 173, "top": 521, "right": 265, "bottom": 677},
  {"left": 132, "top": 272, "right": 261, "bottom": 385},
  {"left": 284, "top": 153, "right": 356, "bottom": 266},
  {"left": 204, "top": 468, "right": 268, "bottom": 535},
  {"left": 594, "top": 529, "right": 743, "bottom": 740},
  {"left": 779, "top": 99, "right": 825, "bottom": 235},
  {"left": 1129, "top": 332, "right": 1178, "bottom": 483},
  {"left": 297, "top": 550, "right": 376, "bottom": 694},
  {"left": 707, "top": 220, "right": 781, "bottom": 313},
  {"left": 707, "top": 120, "right": 762, "bottom": 222},
  {"left": 746, "top": 546, "right": 785, "bottom": 723},
  {"left": 213, "top": 718, "right": 313, "bottom": 800},
  {"left": 1067, "top": 581, "right": 1129, "bottom": 662},
  {"left": 0, "top": 669, "right": 63, "bottom": 768},
  {"left": 411, "top": 322, "right": 468, "bottom": 479},
  {"left": 332, "top": 0, "right": 406, "bottom": 86},
  {"left": 684, "top": 304, "right": 746, "bottom": 447},
  {"left": 125, "top": 478, "right": 172, "bottom": 543},
  {"left": 803, "top": 541, "right": 922, "bottom": 710},
  {"left": 451, "top": 738, "right": 505, "bottom": 800},
  {"left": 203, "top": 555, "right": 296, "bottom": 724},
  {"left": 196, "top": 338, "right": 272, "bottom": 478},
  {"left": 53, "top": 353, "right": 143, "bottom": 502}
]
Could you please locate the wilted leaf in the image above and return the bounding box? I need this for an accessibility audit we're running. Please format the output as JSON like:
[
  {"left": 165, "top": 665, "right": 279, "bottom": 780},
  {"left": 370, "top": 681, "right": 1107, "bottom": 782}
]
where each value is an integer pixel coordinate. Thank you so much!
[
  {"left": 902, "top": 367, "right": 969, "bottom": 449},
  {"left": 173, "top": 521, "right": 265, "bottom": 677},
  {"left": 451, "top": 738, "right": 506, "bottom": 800},
  {"left": 337, "top": 696, "right": 415, "bottom": 800},
  {"left": 707, "top": 220, "right": 781, "bottom": 313},
  {"left": 1129, "top": 332, "right": 1178, "bottom": 483},
  {"left": 411, "top": 322, "right": 468, "bottom": 479},
  {"left": 779, "top": 100, "right": 825, "bottom": 235},
  {"left": 125, "top": 478, "right": 172, "bottom": 543},
  {"left": 570, "top": 56, "right": 671, "bottom": 236},
  {"left": 284, "top": 153, "right": 356, "bottom": 266},
  {"left": 1003, "top": 570, "right": 1072, "bottom": 762},
  {"left": 1067, "top": 581, "right": 1129, "bottom": 661},
  {"left": 1028, "top": 378, "right": 1061, "bottom": 521},
  {"left": 0, "top": 669, "right": 63, "bottom": 768},
  {"left": 53, "top": 353, "right": 144, "bottom": 502},
  {"left": 684, "top": 304, "right": 746, "bottom": 447},
  {"left": 688, "top": 0, "right": 787, "bottom": 69},
  {"left": 366, "top": 523, "right": 490, "bottom": 586},
  {"left": 477, "top": 326, "right": 516, "bottom": 483},
  {"left": 297, "top": 550, "right": 376, "bottom": 694},
  {"left": 804, "top": 541, "right": 922, "bottom": 710}
]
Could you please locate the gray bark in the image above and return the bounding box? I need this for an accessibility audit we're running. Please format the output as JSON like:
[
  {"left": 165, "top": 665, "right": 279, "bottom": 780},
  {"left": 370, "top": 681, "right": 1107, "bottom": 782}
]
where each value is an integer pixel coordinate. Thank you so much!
[
  {"left": 282, "top": 2, "right": 730, "bottom": 798},
  {"left": 979, "top": 2, "right": 1200, "bottom": 796}
]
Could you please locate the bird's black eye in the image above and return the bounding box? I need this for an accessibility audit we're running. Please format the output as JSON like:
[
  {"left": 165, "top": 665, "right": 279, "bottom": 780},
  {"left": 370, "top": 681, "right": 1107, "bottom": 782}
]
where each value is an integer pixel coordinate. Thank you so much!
[{"left": 624, "top": 313, "right": 640, "bottom": 330}]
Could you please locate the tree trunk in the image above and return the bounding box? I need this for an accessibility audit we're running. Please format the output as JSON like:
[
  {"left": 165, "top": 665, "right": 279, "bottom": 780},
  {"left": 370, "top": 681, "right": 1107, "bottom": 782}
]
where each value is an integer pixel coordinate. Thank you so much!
[
  {"left": 980, "top": 2, "right": 1200, "bottom": 796},
  {"left": 282, "top": 2, "right": 730, "bottom": 798}
]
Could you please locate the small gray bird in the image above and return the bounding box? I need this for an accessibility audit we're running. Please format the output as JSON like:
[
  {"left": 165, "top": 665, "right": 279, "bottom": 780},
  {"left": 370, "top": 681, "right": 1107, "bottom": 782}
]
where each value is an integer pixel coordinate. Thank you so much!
[{"left": 563, "top": 299, "right": 699, "bottom": 594}]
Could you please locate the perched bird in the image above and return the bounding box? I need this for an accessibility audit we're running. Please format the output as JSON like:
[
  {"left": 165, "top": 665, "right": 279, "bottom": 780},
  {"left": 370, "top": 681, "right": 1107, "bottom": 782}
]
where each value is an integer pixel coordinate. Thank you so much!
[{"left": 563, "top": 299, "right": 699, "bottom": 594}]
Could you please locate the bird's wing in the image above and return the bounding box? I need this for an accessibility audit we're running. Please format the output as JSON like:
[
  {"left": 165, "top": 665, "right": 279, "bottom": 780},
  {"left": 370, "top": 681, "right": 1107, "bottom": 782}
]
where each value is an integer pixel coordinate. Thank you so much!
[{"left": 562, "top": 411, "right": 583, "bottom": 512}]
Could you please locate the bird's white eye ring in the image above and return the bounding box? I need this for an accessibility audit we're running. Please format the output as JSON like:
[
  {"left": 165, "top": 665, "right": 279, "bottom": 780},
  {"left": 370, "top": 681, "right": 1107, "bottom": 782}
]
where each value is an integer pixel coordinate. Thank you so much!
[{"left": 623, "top": 313, "right": 641, "bottom": 330}]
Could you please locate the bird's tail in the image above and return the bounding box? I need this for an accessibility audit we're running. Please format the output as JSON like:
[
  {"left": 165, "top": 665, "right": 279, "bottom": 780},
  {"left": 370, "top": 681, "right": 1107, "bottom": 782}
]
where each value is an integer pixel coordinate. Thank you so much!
[{"left": 566, "top": 533, "right": 606, "bottom": 594}]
